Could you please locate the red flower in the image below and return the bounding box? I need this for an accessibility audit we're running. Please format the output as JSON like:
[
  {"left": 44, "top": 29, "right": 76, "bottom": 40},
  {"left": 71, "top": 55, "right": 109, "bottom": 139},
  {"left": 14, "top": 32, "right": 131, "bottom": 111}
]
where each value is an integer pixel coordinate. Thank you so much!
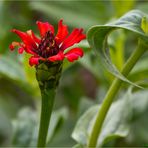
[{"left": 9, "top": 20, "right": 86, "bottom": 66}]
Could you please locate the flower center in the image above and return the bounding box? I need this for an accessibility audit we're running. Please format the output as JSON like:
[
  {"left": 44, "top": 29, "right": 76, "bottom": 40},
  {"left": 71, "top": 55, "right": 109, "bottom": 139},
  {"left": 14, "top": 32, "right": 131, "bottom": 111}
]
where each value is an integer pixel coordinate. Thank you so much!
[{"left": 37, "top": 31, "right": 59, "bottom": 58}]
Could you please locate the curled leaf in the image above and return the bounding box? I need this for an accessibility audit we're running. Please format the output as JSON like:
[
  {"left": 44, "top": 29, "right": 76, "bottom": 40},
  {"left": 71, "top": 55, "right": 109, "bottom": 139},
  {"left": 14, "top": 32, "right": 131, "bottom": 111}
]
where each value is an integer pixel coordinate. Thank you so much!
[{"left": 87, "top": 10, "right": 148, "bottom": 87}]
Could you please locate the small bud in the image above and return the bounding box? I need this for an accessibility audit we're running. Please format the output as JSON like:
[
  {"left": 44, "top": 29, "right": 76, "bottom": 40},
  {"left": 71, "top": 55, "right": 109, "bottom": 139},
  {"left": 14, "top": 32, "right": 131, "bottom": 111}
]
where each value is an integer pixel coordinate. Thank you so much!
[{"left": 141, "top": 16, "right": 148, "bottom": 35}]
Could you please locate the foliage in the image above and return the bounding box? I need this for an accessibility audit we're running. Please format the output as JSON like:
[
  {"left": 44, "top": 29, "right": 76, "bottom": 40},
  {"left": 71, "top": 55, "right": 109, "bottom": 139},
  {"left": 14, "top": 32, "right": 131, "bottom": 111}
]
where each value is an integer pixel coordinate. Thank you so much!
[{"left": 0, "top": 0, "right": 148, "bottom": 147}]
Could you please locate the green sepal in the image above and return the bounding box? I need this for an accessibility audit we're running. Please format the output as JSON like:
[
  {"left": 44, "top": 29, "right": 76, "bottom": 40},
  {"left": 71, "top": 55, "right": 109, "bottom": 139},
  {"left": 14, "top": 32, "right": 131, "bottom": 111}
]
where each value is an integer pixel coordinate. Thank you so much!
[{"left": 35, "top": 61, "right": 63, "bottom": 90}]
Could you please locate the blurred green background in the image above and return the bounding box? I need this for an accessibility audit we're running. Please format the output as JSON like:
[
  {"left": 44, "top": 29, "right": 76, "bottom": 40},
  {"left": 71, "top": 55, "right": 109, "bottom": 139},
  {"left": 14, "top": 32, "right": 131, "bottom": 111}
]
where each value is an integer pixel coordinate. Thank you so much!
[{"left": 0, "top": 0, "right": 148, "bottom": 147}]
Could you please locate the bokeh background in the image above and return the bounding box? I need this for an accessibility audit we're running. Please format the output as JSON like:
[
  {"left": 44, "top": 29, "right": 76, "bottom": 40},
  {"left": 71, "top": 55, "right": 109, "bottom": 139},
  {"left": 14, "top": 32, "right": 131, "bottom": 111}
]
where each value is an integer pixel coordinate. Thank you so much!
[{"left": 0, "top": 0, "right": 148, "bottom": 147}]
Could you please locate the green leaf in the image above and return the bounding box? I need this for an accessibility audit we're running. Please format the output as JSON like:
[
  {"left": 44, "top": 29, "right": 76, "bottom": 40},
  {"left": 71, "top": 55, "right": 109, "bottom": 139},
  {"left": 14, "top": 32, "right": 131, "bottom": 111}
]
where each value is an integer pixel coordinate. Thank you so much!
[
  {"left": 12, "top": 107, "right": 37, "bottom": 147},
  {"left": 72, "top": 93, "right": 130, "bottom": 146},
  {"left": 0, "top": 56, "right": 26, "bottom": 81},
  {"left": 72, "top": 81, "right": 148, "bottom": 146},
  {"left": 87, "top": 10, "right": 148, "bottom": 87},
  {"left": 72, "top": 105, "right": 98, "bottom": 146},
  {"left": 118, "top": 89, "right": 148, "bottom": 145},
  {"left": 98, "top": 99, "right": 130, "bottom": 146},
  {"left": 12, "top": 107, "right": 68, "bottom": 147},
  {"left": 47, "top": 111, "right": 76, "bottom": 147},
  {"left": 129, "top": 90, "right": 148, "bottom": 118},
  {"left": 47, "top": 107, "right": 68, "bottom": 143}
]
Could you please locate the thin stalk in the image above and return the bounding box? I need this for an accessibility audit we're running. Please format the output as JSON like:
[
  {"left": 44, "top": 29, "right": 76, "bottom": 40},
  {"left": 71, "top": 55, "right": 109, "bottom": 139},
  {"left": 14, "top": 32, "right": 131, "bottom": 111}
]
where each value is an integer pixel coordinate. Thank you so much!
[
  {"left": 88, "top": 40, "right": 147, "bottom": 147},
  {"left": 37, "top": 89, "right": 55, "bottom": 147}
]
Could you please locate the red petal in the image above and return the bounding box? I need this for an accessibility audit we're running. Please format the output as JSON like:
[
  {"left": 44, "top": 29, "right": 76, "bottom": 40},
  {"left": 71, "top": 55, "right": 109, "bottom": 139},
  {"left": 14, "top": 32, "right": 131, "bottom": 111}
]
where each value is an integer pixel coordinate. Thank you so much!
[
  {"left": 55, "top": 19, "right": 68, "bottom": 45},
  {"left": 18, "top": 47, "right": 24, "bottom": 54},
  {"left": 64, "top": 47, "right": 84, "bottom": 62},
  {"left": 36, "top": 21, "right": 54, "bottom": 37},
  {"left": 60, "top": 28, "right": 86, "bottom": 50},
  {"left": 12, "top": 29, "right": 37, "bottom": 49},
  {"left": 29, "top": 56, "right": 41, "bottom": 66},
  {"left": 24, "top": 45, "right": 37, "bottom": 55},
  {"left": 27, "top": 30, "right": 40, "bottom": 44},
  {"left": 48, "top": 51, "right": 64, "bottom": 62}
]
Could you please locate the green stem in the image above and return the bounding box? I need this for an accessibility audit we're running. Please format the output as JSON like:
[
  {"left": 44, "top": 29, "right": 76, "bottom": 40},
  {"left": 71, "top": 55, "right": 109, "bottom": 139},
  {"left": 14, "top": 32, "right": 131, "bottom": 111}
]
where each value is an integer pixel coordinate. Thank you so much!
[
  {"left": 37, "top": 88, "right": 55, "bottom": 147},
  {"left": 88, "top": 40, "right": 147, "bottom": 147},
  {"left": 36, "top": 61, "right": 62, "bottom": 147}
]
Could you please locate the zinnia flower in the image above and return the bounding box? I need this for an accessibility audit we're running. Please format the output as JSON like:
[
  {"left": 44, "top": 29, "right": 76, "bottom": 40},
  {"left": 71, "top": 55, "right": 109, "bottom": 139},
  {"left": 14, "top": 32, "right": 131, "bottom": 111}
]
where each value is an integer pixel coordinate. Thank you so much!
[{"left": 9, "top": 19, "right": 86, "bottom": 66}]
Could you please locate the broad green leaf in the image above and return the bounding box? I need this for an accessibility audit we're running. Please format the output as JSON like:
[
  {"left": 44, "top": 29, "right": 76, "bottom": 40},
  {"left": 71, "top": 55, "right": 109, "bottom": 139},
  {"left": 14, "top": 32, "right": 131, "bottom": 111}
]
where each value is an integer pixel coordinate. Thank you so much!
[
  {"left": 98, "top": 96, "right": 130, "bottom": 146},
  {"left": 87, "top": 10, "right": 148, "bottom": 87},
  {"left": 47, "top": 112, "right": 76, "bottom": 147},
  {"left": 121, "top": 89, "right": 148, "bottom": 145},
  {"left": 72, "top": 93, "right": 130, "bottom": 146},
  {"left": 72, "top": 81, "right": 148, "bottom": 146},
  {"left": 0, "top": 56, "right": 26, "bottom": 81},
  {"left": 12, "top": 107, "right": 68, "bottom": 147},
  {"left": 12, "top": 107, "right": 37, "bottom": 147},
  {"left": 72, "top": 105, "right": 98, "bottom": 146},
  {"left": 47, "top": 107, "right": 68, "bottom": 143},
  {"left": 129, "top": 90, "right": 148, "bottom": 118}
]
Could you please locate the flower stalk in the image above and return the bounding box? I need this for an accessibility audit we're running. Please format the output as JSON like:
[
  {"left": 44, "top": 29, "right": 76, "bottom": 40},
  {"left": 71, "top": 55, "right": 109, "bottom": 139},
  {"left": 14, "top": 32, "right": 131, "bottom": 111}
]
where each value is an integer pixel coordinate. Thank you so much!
[
  {"left": 37, "top": 88, "right": 55, "bottom": 147},
  {"left": 88, "top": 39, "right": 148, "bottom": 147},
  {"left": 36, "top": 62, "right": 62, "bottom": 147}
]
